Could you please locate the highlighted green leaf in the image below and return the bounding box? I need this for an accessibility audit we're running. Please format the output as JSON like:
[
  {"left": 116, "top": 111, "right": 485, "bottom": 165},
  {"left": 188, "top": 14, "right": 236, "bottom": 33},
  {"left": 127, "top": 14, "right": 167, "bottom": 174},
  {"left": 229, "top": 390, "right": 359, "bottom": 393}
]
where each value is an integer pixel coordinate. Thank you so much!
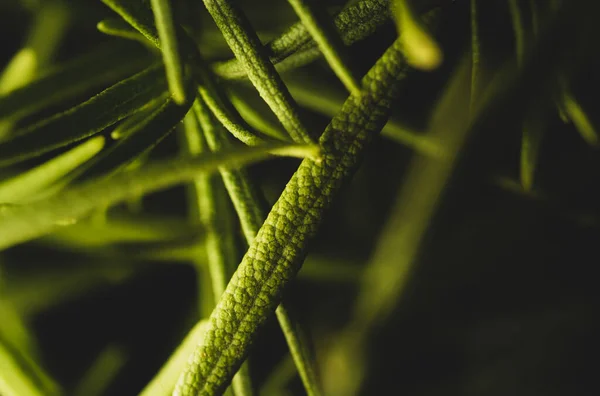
[
  {"left": 140, "top": 321, "right": 208, "bottom": 396},
  {"left": 150, "top": 0, "right": 187, "bottom": 104},
  {"left": 0, "top": 142, "right": 318, "bottom": 251},
  {"left": 561, "top": 91, "right": 598, "bottom": 146},
  {"left": 0, "top": 136, "right": 105, "bottom": 202},
  {"left": 97, "top": 18, "right": 150, "bottom": 44},
  {"left": 287, "top": 0, "right": 361, "bottom": 95},
  {"left": 393, "top": 0, "right": 443, "bottom": 71},
  {"left": 174, "top": 37, "right": 410, "bottom": 396}
]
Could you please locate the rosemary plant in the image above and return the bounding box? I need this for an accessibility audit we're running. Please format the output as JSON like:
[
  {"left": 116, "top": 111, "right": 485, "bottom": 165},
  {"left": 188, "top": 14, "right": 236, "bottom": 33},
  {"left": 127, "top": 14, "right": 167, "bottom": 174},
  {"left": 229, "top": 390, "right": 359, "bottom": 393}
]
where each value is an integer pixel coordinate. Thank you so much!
[{"left": 1, "top": 0, "right": 599, "bottom": 395}]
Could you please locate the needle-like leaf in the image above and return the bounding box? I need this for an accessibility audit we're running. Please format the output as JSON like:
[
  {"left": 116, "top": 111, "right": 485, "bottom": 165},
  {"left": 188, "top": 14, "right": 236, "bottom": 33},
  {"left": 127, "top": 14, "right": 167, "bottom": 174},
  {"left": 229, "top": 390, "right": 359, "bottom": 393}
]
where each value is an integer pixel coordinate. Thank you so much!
[
  {"left": 140, "top": 321, "right": 209, "bottom": 396},
  {"left": 72, "top": 345, "right": 127, "bottom": 396},
  {"left": 281, "top": 77, "right": 443, "bottom": 157},
  {"left": 286, "top": 0, "right": 361, "bottom": 95},
  {"left": 174, "top": 37, "right": 410, "bottom": 396},
  {"left": 213, "top": 0, "right": 391, "bottom": 80},
  {"left": 0, "top": 336, "right": 62, "bottom": 396},
  {"left": 97, "top": 18, "right": 150, "bottom": 44},
  {"left": 323, "top": 58, "right": 473, "bottom": 396},
  {"left": 192, "top": 97, "right": 321, "bottom": 395},
  {"left": 0, "top": 142, "right": 318, "bottom": 251},
  {"left": 183, "top": 98, "right": 254, "bottom": 396},
  {"left": 508, "top": 0, "right": 526, "bottom": 66},
  {"left": 73, "top": 93, "right": 193, "bottom": 182},
  {"left": 102, "top": 0, "right": 276, "bottom": 147},
  {"left": 0, "top": 64, "right": 167, "bottom": 167},
  {"left": 561, "top": 90, "right": 598, "bottom": 147},
  {"left": 0, "top": 136, "right": 105, "bottom": 202},
  {"left": 150, "top": 0, "right": 187, "bottom": 104},
  {"left": 0, "top": 42, "right": 151, "bottom": 124},
  {"left": 200, "top": 0, "right": 313, "bottom": 144}
]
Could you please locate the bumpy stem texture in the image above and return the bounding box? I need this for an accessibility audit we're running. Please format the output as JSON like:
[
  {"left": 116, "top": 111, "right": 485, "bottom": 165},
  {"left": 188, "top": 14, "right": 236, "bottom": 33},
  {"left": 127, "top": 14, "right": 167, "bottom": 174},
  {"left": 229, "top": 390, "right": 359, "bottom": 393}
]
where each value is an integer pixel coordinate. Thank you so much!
[{"left": 174, "top": 38, "right": 409, "bottom": 395}]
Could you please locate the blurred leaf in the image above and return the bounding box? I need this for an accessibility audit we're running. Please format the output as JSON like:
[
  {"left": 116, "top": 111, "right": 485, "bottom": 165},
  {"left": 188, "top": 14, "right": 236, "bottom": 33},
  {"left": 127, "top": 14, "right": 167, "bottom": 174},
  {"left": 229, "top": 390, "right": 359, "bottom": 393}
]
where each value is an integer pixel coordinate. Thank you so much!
[
  {"left": 73, "top": 92, "right": 193, "bottom": 181},
  {"left": 140, "top": 320, "right": 208, "bottom": 396},
  {"left": 0, "top": 136, "right": 105, "bottom": 202},
  {"left": 72, "top": 345, "right": 127, "bottom": 396},
  {"left": 0, "top": 64, "right": 167, "bottom": 167},
  {"left": 0, "top": 142, "right": 319, "bottom": 250},
  {"left": 0, "top": 42, "right": 152, "bottom": 124}
]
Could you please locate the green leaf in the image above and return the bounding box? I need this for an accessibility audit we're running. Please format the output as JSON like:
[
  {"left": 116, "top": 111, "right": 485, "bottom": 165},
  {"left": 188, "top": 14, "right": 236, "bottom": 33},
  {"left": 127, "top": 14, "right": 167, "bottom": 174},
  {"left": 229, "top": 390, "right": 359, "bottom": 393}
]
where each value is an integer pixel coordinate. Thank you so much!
[
  {"left": 174, "top": 37, "right": 410, "bottom": 396},
  {"left": 281, "top": 77, "right": 443, "bottom": 157},
  {"left": 213, "top": 0, "right": 391, "bottom": 80},
  {"left": 561, "top": 90, "right": 598, "bottom": 146},
  {"left": 0, "top": 42, "right": 152, "bottom": 124},
  {"left": 324, "top": 58, "right": 473, "bottom": 396},
  {"left": 72, "top": 345, "right": 127, "bottom": 396},
  {"left": 73, "top": 93, "right": 192, "bottom": 181},
  {"left": 4, "top": 265, "right": 134, "bottom": 317},
  {"left": 150, "top": 0, "right": 187, "bottom": 104},
  {"left": 97, "top": 18, "right": 150, "bottom": 44},
  {"left": 0, "top": 334, "right": 61, "bottom": 396},
  {"left": 520, "top": 110, "right": 546, "bottom": 191},
  {"left": 183, "top": 98, "right": 254, "bottom": 396},
  {"left": 103, "top": 0, "right": 274, "bottom": 147},
  {"left": 192, "top": 97, "right": 322, "bottom": 396},
  {"left": 0, "top": 142, "right": 318, "bottom": 251},
  {"left": 0, "top": 64, "right": 167, "bottom": 167},
  {"left": 200, "top": 0, "right": 313, "bottom": 144},
  {"left": 286, "top": 0, "right": 361, "bottom": 95},
  {"left": 393, "top": 0, "right": 443, "bottom": 70},
  {"left": 140, "top": 321, "right": 208, "bottom": 396},
  {"left": 0, "top": 137, "right": 105, "bottom": 203}
]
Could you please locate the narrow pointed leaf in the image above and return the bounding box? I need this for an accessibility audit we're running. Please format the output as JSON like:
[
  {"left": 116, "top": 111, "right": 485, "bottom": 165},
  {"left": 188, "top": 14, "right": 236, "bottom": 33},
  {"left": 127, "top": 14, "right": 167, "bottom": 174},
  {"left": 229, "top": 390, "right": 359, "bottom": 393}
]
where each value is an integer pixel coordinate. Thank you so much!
[
  {"left": 200, "top": 0, "right": 313, "bottom": 144},
  {"left": 393, "top": 0, "right": 443, "bottom": 70},
  {"left": 0, "top": 136, "right": 105, "bottom": 202},
  {"left": 150, "top": 0, "right": 187, "bottom": 104},
  {"left": 183, "top": 99, "right": 254, "bottom": 396},
  {"left": 325, "top": 58, "right": 473, "bottom": 396},
  {"left": 0, "top": 338, "right": 61, "bottom": 396},
  {"left": 287, "top": 0, "right": 361, "bottom": 95},
  {"left": 520, "top": 110, "right": 545, "bottom": 191},
  {"left": 0, "top": 42, "right": 152, "bottom": 124},
  {"left": 140, "top": 321, "right": 208, "bottom": 396},
  {"left": 72, "top": 346, "right": 127, "bottom": 396},
  {"left": 97, "top": 18, "right": 150, "bottom": 43},
  {"left": 174, "top": 37, "right": 410, "bottom": 396},
  {"left": 0, "top": 142, "right": 318, "bottom": 250},
  {"left": 74, "top": 93, "right": 192, "bottom": 181},
  {"left": 0, "top": 64, "right": 166, "bottom": 167},
  {"left": 194, "top": 98, "right": 322, "bottom": 396},
  {"left": 213, "top": 0, "right": 391, "bottom": 80},
  {"left": 561, "top": 91, "right": 598, "bottom": 146},
  {"left": 102, "top": 0, "right": 273, "bottom": 147}
]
